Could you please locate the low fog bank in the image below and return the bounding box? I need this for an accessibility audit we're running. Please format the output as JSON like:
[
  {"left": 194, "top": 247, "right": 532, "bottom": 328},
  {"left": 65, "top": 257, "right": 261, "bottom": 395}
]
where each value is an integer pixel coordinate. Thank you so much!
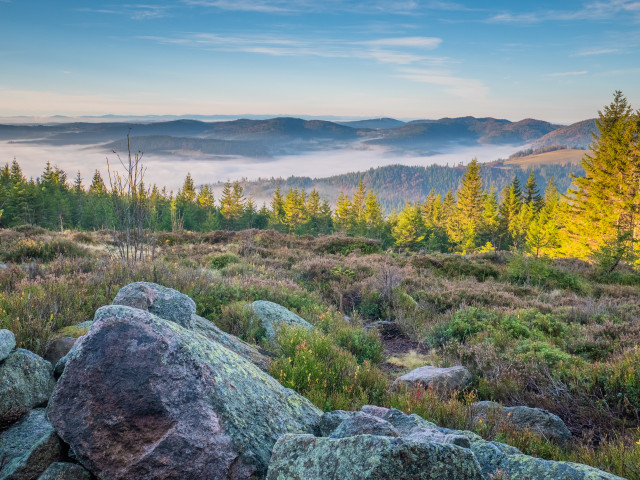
[{"left": 0, "top": 141, "right": 523, "bottom": 192}]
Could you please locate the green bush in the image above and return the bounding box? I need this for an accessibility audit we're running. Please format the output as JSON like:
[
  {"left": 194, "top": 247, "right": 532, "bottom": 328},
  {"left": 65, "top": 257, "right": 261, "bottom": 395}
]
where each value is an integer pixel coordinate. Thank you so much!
[
  {"left": 209, "top": 253, "right": 240, "bottom": 270},
  {"left": 1, "top": 238, "right": 88, "bottom": 263},
  {"left": 506, "top": 255, "right": 584, "bottom": 292}
]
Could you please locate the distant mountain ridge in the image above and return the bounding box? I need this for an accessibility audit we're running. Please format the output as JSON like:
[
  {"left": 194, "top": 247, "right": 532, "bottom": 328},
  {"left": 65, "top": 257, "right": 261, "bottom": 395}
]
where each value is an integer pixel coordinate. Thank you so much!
[{"left": 0, "top": 115, "right": 596, "bottom": 158}]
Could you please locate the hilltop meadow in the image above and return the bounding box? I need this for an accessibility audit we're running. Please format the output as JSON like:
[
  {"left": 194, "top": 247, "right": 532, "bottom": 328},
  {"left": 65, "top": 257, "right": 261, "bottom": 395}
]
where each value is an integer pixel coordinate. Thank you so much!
[{"left": 1, "top": 93, "right": 639, "bottom": 478}]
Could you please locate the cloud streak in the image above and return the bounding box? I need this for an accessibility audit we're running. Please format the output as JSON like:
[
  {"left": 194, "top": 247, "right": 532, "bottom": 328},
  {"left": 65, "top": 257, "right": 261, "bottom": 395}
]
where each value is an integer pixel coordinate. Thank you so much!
[
  {"left": 487, "top": 0, "right": 640, "bottom": 23},
  {"left": 546, "top": 71, "right": 589, "bottom": 77},
  {"left": 396, "top": 68, "right": 489, "bottom": 99}
]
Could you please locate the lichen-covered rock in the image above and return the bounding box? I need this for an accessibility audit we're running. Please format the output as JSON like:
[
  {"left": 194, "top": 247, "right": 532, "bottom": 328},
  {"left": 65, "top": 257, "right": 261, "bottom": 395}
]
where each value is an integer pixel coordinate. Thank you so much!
[
  {"left": 329, "top": 412, "right": 400, "bottom": 439},
  {"left": 0, "top": 349, "right": 55, "bottom": 426},
  {"left": 43, "top": 336, "right": 77, "bottom": 367},
  {"left": 48, "top": 305, "right": 321, "bottom": 480},
  {"left": 0, "top": 409, "right": 62, "bottom": 479},
  {"left": 392, "top": 365, "right": 471, "bottom": 393},
  {"left": 360, "top": 405, "right": 389, "bottom": 418},
  {"left": 112, "top": 281, "right": 196, "bottom": 328},
  {"left": 381, "top": 408, "right": 438, "bottom": 434},
  {"left": 192, "top": 315, "right": 270, "bottom": 371},
  {"left": 37, "top": 462, "right": 92, "bottom": 480},
  {"left": 0, "top": 328, "right": 16, "bottom": 362},
  {"left": 405, "top": 426, "right": 471, "bottom": 449},
  {"left": 248, "top": 300, "right": 314, "bottom": 341},
  {"left": 315, "top": 410, "right": 358, "bottom": 437},
  {"left": 470, "top": 439, "right": 624, "bottom": 480},
  {"left": 471, "top": 401, "right": 572, "bottom": 443},
  {"left": 266, "top": 434, "right": 485, "bottom": 480}
]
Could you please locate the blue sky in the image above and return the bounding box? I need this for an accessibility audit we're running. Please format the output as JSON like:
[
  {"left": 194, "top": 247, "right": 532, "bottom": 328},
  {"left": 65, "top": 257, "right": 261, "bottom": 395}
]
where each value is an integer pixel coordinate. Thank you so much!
[{"left": 0, "top": 0, "right": 638, "bottom": 122}]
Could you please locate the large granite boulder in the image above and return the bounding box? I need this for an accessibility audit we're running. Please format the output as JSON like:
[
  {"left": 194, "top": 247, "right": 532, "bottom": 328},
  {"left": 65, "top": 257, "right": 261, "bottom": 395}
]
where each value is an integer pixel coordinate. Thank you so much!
[
  {"left": 392, "top": 365, "right": 471, "bottom": 393},
  {"left": 248, "top": 300, "right": 314, "bottom": 341},
  {"left": 43, "top": 336, "right": 77, "bottom": 367},
  {"left": 315, "top": 410, "right": 358, "bottom": 437},
  {"left": 0, "top": 328, "right": 16, "bottom": 361},
  {"left": 48, "top": 305, "right": 321, "bottom": 480},
  {"left": 471, "top": 401, "right": 572, "bottom": 443},
  {"left": 112, "top": 281, "right": 196, "bottom": 329},
  {"left": 192, "top": 315, "right": 270, "bottom": 371},
  {"left": 0, "top": 349, "right": 55, "bottom": 426},
  {"left": 37, "top": 462, "right": 92, "bottom": 480},
  {"left": 266, "top": 434, "right": 485, "bottom": 480},
  {"left": 0, "top": 409, "right": 62, "bottom": 479}
]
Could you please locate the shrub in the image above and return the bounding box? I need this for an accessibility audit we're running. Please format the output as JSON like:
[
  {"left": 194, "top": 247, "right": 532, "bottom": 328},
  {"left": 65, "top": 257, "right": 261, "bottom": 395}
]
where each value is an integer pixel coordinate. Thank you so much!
[
  {"left": 506, "top": 255, "right": 585, "bottom": 292},
  {"left": 1, "top": 238, "right": 88, "bottom": 263},
  {"left": 209, "top": 253, "right": 240, "bottom": 270}
]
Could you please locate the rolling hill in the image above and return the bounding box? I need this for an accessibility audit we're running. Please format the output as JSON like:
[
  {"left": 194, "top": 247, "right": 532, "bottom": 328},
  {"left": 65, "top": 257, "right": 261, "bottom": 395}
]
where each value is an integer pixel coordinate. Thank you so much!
[{"left": 532, "top": 119, "right": 597, "bottom": 149}]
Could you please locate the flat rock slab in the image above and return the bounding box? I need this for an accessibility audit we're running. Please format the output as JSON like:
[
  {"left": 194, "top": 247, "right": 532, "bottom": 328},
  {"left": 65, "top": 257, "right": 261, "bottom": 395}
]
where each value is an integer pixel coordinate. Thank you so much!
[
  {"left": 0, "top": 349, "right": 55, "bottom": 427},
  {"left": 0, "top": 328, "right": 16, "bottom": 362},
  {"left": 48, "top": 305, "right": 321, "bottom": 480},
  {"left": 37, "top": 462, "right": 92, "bottom": 480},
  {"left": 248, "top": 300, "right": 314, "bottom": 341},
  {"left": 267, "top": 434, "right": 484, "bottom": 480},
  {"left": 112, "top": 281, "right": 196, "bottom": 329},
  {"left": 392, "top": 365, "right": 471, "bottom": 393},
  {"left": 0, "top": 409, "right": 62, "bottom": 480}
]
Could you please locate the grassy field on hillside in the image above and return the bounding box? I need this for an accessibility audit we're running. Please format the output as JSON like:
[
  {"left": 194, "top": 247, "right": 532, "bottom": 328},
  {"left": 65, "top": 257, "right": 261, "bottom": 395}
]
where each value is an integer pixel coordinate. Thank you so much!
[
  {"left": 0, "top": 227, "right": 638, "bottom": 478},
  {"left": 504, "top": 148, "right": 586, "bottom": 167}
]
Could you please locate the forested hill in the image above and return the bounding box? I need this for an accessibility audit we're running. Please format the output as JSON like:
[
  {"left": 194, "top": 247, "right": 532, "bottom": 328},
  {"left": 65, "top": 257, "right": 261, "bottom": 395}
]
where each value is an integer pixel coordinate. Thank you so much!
[{"left": 237, "top": 162, "right": 584, "bottom": 212}]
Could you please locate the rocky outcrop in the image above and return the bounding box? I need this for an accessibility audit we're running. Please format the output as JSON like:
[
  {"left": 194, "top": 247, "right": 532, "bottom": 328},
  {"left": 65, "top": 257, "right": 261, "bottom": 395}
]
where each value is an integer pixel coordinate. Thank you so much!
[
  {"left": 392, "top": 365, "right": 471, "bottom": 393},
  {"left": 37, "top": 462, "right": 92, "bottom": 480},
  {"left": 248, "top": 300, "right": 314, "bottom": 341},
  {"left": 0, "top": 349, "right": 55, "bottom": 426},
  {"left": 0, "top": 328, "right": 16, "bottom": 361},
  {"left": 471, "top": 401, "right": 572, "bottom": 443},
  {"left": 112, "top": 281, "right": 196, "bottom": 329},
  {"left": 0, "top": 409, "right": 62, "bottom": 480},
  {"left": 266, "top": 434, "right": 485, "bottom": 480},
  {"left": 48, "top": 304, "right": 321, "bottom": 480}
]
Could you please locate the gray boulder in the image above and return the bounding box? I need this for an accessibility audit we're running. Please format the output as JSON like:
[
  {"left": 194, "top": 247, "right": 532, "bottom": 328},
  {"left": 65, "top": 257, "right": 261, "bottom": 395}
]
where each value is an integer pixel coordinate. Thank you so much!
[
  {"left": 315, "top": 410, "right": 358, "bottom": 437},
  {"left": 266, "top": 434, "right": 485, "bottom": 480},
  {"left": 0, "top": 328, "right": 16, "bottom": 362},
  {"left": 470, "top": 439, "right": 624, "bottom": 480},
  {"left": 329, "top": 412, "right": 400, "bottom": 439},
  {"left": 192, "top": 315, "right": 270, "bottom": 371},
  {"left": 0, "top": 409, "right": 62, "bottom": 479},
  {"left": 112, "top": 281, "right": 196, "bottom": 328},
  {"left": 360, "top": 405, "right": 389, "bottom": 418},
  {"left": 37, "top": 462, "right": 92, "bottom": 480},
  {"left": 48, "top": 305, "right": 321, "bottom": 480},
  {"left": 0, "top": 349, "right": 55, "bottom": 426},
  {"left": 43, "top": 336, "right": 77, "bottom": 367},
  {"left": 248, "top": 300, "right": 314, "bottom": 341},
  {"left": 392, "top": 365, "right": 471, "bottom": 393},
  {"left": 381, "top": 408, "right": 438, "bottom": 434},
  {"left": 471, "top": 401, "right": 572, "bottom": 442}
]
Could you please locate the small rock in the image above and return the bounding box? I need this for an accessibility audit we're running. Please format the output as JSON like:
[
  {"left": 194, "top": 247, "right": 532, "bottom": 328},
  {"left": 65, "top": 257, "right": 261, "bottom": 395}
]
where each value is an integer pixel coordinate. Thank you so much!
[
  {"left": 329, "top": 413, "right": 400, "bottom": 439},
  {"left": 315, "top": 410, "right": 358, "bottom": 437},
  {"left": 406, "top": 426, "right": 471, "bottom": 449},
  {"left": 0, "top": 349, "right": 55, "bottom": 426},
  {"left": 0, "top": 409, "right": 62, "bottom": 479},
  {"left": 0, "top": 328, "right": 16, "bottom": 362},
  {"left": 382, "top": 408, "right": 437, "bottom": 434},
  {"left": 471, "top": 401, "right": 572, "bottom": 443},
  {"left": 266, "top": 434, "right": 485, "bottom": 480},
  {"left": 248, "top": 300, "right": 314, "bottom": 341},
  {"left": 44, "top": 336, "right": 77, "bottom": 367},
  {"left": 360, "top": 405, "right": 389, "bottom": 418},
  {"left": 392, "top": 365, "right": 471, "bottom": 393},
  {"left": 112, "top": 281, "right": 196, "bottom": 329},
  {"left": 37, "top": 462, "right": 92, "bottom": 480}
]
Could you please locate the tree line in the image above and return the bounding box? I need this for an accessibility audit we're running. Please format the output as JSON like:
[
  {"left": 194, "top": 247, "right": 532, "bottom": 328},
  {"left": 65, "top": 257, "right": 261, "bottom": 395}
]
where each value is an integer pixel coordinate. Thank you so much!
[{"left": 0, "top": 92, "right": 637, "bottom": 270}]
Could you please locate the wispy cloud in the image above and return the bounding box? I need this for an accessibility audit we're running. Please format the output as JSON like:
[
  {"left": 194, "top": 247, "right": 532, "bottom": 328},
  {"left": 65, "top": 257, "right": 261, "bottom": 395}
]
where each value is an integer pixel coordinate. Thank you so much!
[
  {"left": 488, "top": 0, "right": 640, "bottom": 23},
  {"left": 546, "top": 71, "right": 589, "bottom": 77},
  {"left": 182, "top": 0, "right": 292, "bottom": 13},
  {"left": 573, "top": 47, "right": 620, "bottom": 56},
  {"left": 396, "top": 68, "right": 489, "bottom": 99},
  {"left": 78, "top": 4, "right": 171, "bottom": 20},
  {"left": 357, "top": 37, "right": 442, "bottom": 49}
]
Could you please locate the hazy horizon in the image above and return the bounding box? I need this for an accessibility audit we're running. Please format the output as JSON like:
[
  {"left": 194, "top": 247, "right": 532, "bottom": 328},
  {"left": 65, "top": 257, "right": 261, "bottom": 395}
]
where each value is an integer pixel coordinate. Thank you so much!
[{"left": 1, "top": 1, "right": 639, "bottom": 124}]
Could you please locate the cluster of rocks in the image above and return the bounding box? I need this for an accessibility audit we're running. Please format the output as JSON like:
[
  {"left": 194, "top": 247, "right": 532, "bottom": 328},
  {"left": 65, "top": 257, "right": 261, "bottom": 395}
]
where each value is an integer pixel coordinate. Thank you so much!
[{"left": 0, "top": 282, "right": 626, "bottom": 479}]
